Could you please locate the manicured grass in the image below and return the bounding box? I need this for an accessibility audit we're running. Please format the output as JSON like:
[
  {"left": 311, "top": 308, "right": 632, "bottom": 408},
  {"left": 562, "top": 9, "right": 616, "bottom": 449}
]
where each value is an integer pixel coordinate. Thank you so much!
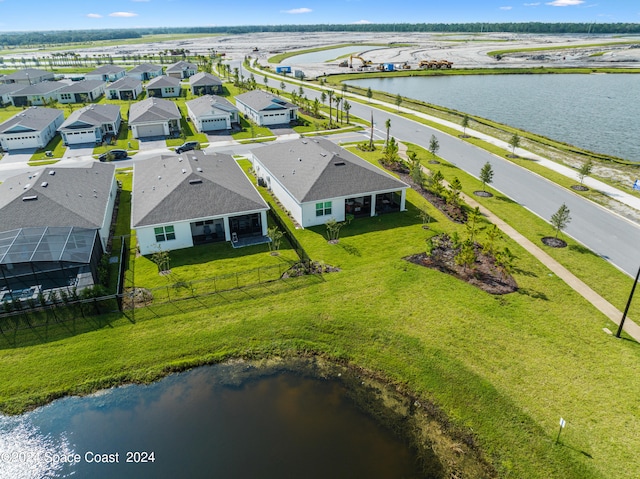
[
  {"left": 93, "top": 121, "right": 139, "bottom": 154},
  {"left": 30, "top": 134, "right": 66, "bottom": 161}
]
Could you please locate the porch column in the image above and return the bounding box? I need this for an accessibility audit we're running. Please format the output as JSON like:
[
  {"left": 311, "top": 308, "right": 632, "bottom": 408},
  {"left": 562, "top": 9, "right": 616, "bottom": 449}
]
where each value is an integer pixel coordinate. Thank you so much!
[
  {"left": 223, "top": 217, "right": 231, "bottom": 241},
  {"left": 260, "top": 211, "right": 268, "bottom": 236},
  {"left": 370, "top": 195, "right": 377, "bottom": 217},
  {"left": 400, "top": 189, "right": 407, "bottom": 211}
]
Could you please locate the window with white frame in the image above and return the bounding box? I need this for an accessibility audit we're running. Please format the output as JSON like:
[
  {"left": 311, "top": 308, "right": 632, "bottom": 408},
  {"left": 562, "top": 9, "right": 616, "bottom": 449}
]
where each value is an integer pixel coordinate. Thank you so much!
[
  {"left": 154, "top": 225, "right": 176, "bottom": 242},
  {"left": 315, "top": 201, "right": 332, "bottom": 217}
]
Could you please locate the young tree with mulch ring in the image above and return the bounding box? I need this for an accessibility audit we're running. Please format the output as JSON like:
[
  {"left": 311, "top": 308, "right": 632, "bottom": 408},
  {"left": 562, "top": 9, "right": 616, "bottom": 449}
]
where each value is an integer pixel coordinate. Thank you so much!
[
  {"left": 508, "top": 133, "right": 520, "bottom": 158},
  {"left": 574, "top": 159, "right": 593, "bottom": 191},
  {"left": 475, "top": 162, "right": 494, "bottom": 197},
  {"left": 543, "top": 203, "right": 571, "bottom": 247},
  {"left": 461, "top": 115, "right": 470, "bottom": 138},
  {"left": 428, "top": 134, "right": 440, "bottom": 162}
]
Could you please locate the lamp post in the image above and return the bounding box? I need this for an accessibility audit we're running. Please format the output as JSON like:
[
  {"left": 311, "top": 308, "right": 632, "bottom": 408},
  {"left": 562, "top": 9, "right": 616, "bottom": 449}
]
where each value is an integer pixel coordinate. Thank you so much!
[{"left": 616, "top": 264, "right": 640, "bottom": 338}]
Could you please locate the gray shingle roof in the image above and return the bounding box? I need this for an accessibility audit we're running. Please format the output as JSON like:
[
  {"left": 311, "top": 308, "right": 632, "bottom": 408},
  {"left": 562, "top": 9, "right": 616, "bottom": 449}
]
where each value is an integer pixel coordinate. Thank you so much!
[
  {"left": 128, "top": 63, "right": 163, "bottom": 74},
  {"left": 147, "top": 75, "right": 181, "bottom": 88},
  {"left": 251, "top": 138, "right": 408, "bottom": 203},
  {"left": 58, "top": 104, "right": 120, "bottom": 130},
  {"left": 186, "top": 95, "right": 238, "bottom": 118},
  {"left": 56, "top": 80, "right": 106, "bottom": 94},
  {"left": 189, "top": 72, "right": 222, "bottom": 87},
  {"left": 235, "top": 90, "right": 296, "bottom": 112},
  {"left": 128, "top": 98, "right": 181, "bottom": 124},
  {"left": 10, "top": 81, "right": 66, "bottom": 96},
  {"left": 0, "top": 162, "right": 115, "bottom": 231},
  {"left": 131, "top": 150, "right": 268, "bottom": 228},
  {"left": 166, "top": 61, "right": 197, "bottom": 73},
  {"left": 87, "top": 65, "right": 126, "bottom": 76},
  {"left": 0, "top": 83, "right": 25, "bottom": 96},
  {"left": 2, "top": 68, "right": 53, "bottom": 82},
  {"left": 108, "top": 76, "right": 142, "bottom": 91},
  {"left": 0, "top": 107, "right": 63, "bottom": 134}
]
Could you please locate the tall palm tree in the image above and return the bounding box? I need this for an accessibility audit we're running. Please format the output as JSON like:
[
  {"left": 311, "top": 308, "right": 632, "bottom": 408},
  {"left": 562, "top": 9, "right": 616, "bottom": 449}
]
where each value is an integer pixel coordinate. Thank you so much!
[
  {"left": 344, "top": 101, "right": 351, "bottom": 124},
  {"left": 385, "top": 118, "right": 391, "bottom": 147},
  {"left": 327, "top": 90, "right": 334, "bottom": 125},
  {"left": 334, "top": 96, "right": 341, "bottom": 124}
]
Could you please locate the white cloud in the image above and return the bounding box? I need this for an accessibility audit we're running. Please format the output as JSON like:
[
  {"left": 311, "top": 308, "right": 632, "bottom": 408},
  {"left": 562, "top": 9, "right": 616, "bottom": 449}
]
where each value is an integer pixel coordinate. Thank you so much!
[
  {"left": 545, "top": 0, "right": 584, "bottom": 6},
  {"left": 86, "top": 13, "right": 102, "bottom": 18},
  {"left": 109, "top": 11, "right": 139, "bottom": 17},
  {"left": 500, "top": 6, "right": 513, "bottom": 10},
  {"left": 353, "top": 19, "right": 372, "bottom": 24},
  {"left": 281, "top": 7, "right": 312, "bottom": 14}
]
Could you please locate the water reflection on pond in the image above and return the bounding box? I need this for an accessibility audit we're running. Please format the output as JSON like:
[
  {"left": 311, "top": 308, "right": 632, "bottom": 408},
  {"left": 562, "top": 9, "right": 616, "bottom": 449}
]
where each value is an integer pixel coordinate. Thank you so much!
[{"left": 0, "top": 363, "right": 430, "bottom": 478}]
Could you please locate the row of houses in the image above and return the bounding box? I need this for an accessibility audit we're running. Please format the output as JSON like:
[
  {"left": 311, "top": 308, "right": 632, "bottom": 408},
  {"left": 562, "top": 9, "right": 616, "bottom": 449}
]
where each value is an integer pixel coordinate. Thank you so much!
[
  {"left": 0, "top": 62, "right": 198, "bottom": 87},
  {"left": 0, "top": 72, "right": 223, "bottom": 107},
  {"left": 0, "top": 138, "right": 408, "bottom": 299},
  {"left": 0, "top": 90, "right": 298, "bottom": 149}
]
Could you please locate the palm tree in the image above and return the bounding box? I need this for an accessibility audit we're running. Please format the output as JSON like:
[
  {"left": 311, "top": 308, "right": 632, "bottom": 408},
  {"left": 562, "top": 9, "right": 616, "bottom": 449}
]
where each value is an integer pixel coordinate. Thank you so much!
[
  {"left": 327, "top": 90, "right": 334, "bottom": 125},
  {"left": 344, "top": 100, "right": 351, "bottom": 124},
  {"left": 334, "top": 96, "right": 341, "bottom": 124},
  {"left": 385, "top": 118, "right": 391, "bottom": 147}
]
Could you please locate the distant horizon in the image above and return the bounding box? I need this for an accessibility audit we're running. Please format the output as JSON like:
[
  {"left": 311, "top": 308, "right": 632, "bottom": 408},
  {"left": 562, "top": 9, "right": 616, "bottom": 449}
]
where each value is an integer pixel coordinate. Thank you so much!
[{"left": 0, "top": 0, "right": 638, "bottom": 33}]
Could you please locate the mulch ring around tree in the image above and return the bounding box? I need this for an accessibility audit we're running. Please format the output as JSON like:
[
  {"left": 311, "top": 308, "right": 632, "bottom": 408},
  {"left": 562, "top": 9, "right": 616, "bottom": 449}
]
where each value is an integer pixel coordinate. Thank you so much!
[
  {"left": 541, "top": 237, "right": 567, "bottom": 248},
  {"left": 396, "top": 171, "right": 467, "bottom": 224},
  {"left": 405, "top": 236, "right": 518, "bottom": 295},
  {"left": 282, "top": 261, "right": 341, "bottom": 278},
  {"left": 571, "top": 185, "right": 589, "bottom": 191},
  {"left": 473, "top": 190, "right": 493, "bottom": 198}
]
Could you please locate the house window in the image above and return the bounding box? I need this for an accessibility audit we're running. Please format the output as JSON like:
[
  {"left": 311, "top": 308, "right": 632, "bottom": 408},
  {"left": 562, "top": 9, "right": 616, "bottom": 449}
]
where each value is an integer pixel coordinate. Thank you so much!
[
  {"left": 315, "top": 201, "right": 332, "bottom": 217},
  {"left": 60, "top": 93, "right": 72, "bottom": 100},
  {"left": 154, "top": 225, "right": 176, "bottom": 242},
  {"left": 165, "top": 87, "right": 175, "bottom": 94}
]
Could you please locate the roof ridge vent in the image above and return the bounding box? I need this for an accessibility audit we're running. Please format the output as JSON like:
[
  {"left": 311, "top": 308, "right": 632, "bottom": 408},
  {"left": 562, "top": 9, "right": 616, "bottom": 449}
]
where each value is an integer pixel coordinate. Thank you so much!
[{"left": 40, "top": 181, "right": 48, "bottom": 187}]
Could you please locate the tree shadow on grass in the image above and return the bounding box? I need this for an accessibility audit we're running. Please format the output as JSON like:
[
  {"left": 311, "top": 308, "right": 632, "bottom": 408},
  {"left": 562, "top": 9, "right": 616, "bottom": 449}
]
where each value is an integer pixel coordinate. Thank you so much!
[
  {"left": 568, "top": 244, "right": 599, "bottom": 257},
  {"left": 516, "top": 288, "right": 549, "bottom": 301},
  {"left": 493, "top": 195, "right": 518, "bottom": 205}
]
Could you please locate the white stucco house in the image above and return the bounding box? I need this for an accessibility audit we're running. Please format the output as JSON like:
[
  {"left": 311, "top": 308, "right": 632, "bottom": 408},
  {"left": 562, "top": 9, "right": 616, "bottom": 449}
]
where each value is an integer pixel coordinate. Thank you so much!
[
  {"left": 249, "top": 138, "right": 409, "bottom": 228},
  {"left": 128, "top": 98, "right": 182, "bottom": 139},
  {"left": 108, "top": 77, "right": 143, "bottom": 101},
  {"left": 186, "top": 95, "right": 239, "bottom": 132},
  {"left": 9, "top": 81, "right": 67, "bottom": 107},
  {"left": 189, "top": 72, "right": 223, "bottom": 96},
  {"left": 0, "top": 162, "right": 117, "bottom": 295},
  {"left": 0, "top": 84, "right": 24, "bottom": 105},
  {"left": 132, "top": 150, "right": 269, "bottom": 255},
  {"left": 85, "top": 65, "right": 126, "bottom": 83},
  {"left": 58, "top": 104, "right": 122, "bottom": 146},
  {"left": 0, "top": 68, "right": 54, "bottom": 85},
  {"left": 127, "top": 63, "right": 164, "bottom": 81},
  {"left": 146, "top": 75, "right": 181, "bottom": 98},
  {"left": 0, "top": 107, "right": 64, "bottom": 151},
  {"left": 235, "top": 90, "right": 298, "bottom": 126},
  {"left": 56, "top": 80, "right": 106, "bottom": 104},
  {"left": 166, "top": 61, "right": 198, "bottom": 80}
]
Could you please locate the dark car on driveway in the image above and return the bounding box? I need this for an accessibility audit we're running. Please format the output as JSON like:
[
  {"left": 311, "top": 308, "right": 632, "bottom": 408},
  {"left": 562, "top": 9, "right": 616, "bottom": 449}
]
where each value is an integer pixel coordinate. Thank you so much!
[
  {"left": 175, "top": 141, "right": 199, "bottom": 154},
  {"left": 98, "top": 149, "right": 128, "bottom": 162}
]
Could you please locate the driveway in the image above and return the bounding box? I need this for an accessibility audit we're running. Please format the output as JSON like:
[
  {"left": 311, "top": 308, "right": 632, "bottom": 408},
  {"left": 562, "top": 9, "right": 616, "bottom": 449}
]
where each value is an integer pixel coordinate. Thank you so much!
[
  {"left": 64, "top": 143, "right": 96, "bottom": 158},
  {"left": 138, "top": 137, "right": 169, "bottom": 151},
  {"left": 0, "top": 148, "right": 37, "bottom": 165},
  {"left": 205, "top": 131, "right": 236, "bottom": 146},
  {"left": 269, "top": 125, "right": 298, "bottom": 137}
]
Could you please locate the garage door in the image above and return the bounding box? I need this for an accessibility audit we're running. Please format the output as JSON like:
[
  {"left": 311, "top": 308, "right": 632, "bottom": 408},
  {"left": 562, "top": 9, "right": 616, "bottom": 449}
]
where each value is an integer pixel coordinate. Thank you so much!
[
  {"left": 66, "top": 130, "right": 96, "bottom": 144},
  {"left": 4, "top": 135, "right": 40, "bottom": 149},
  {"left": 202, "top": 118, "right": 227, "bottom": 131},
  {"left": 137, "top": 123, "right": 165, "bottom": 138}
]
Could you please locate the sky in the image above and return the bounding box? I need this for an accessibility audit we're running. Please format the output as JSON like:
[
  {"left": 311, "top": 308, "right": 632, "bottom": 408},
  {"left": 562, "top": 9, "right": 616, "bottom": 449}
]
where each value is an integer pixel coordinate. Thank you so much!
[{"left": 0, "top": 0, "right": 638, "bottom": 32}]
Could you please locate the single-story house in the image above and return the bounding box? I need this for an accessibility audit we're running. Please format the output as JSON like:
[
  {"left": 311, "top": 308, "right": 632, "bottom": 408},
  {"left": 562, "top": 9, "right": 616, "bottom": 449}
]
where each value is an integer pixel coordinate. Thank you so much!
[
  {"left": 235, "top": 90, "right": 298, "bottom": 126},
  {"left": 56, "top": 80, "right": 106, "bottom": 104},
  {"left": 58, "top": 104, "right": 122, "bottom": 146},
  {"left": 127, "top": 63, "right": 164, "bottom": 81},
  {"left": 0, "top": 84, "right": 24, "bottom": 106},
  {"left": 186, "top": 95, "right": 239, "bottom": 132},
  {"left": 166, "top": 61, "right": 198, "bottom": 80},
  {"left": 146, "top": 75, "right": 181, "bottom": 98},
  {"left": 189, "top": 72, "right": 223, "bottom": 96},
  {"left": 132, "top": 150, "right": 269, "bottom": 255},
  {"left": 85, "top": 65, "right": 126, "bottom": 83},
  {"left": 0, "top": 68, "right": 54, "bottom": 85},
  {"left": 249, "top": 137, "right": 409, "bottom": 228},
  {"left": 0, "top": 162, "right": 117, "bottom": 296},
  {"left": 108, "top": 77, "right": 143, "bottom": 101},
  {"left": 128, "top": 98, "right": 181, "bottom": 139},
  {"left": 0, "top": 107, "right": 64, "bottom": 151},
  {"left": 8, "top": 81, "right": 67, "bottom": 107}
]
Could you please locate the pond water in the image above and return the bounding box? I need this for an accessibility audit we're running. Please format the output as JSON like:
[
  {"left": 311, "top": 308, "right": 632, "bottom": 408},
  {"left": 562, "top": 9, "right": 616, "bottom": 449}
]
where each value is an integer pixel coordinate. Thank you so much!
[
  {"left": 347, "top": 73, "right": 640, "bottom": 162},
  {"left": 0, "top": 363, "right": 429, "bottom": 479},
  {"left": 284, "top": 46, "right": 383, "bottom": 64}
]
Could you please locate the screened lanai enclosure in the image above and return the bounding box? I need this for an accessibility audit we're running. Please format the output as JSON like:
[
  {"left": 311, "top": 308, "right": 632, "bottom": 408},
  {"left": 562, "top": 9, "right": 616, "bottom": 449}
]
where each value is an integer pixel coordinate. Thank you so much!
[{"left": 0, "top": 227, "right": 101, "bottom": 302}]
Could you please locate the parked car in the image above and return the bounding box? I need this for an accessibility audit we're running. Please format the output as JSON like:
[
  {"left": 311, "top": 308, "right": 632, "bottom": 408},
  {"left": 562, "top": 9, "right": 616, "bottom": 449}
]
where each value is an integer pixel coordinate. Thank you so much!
[
  {"left": 175, "top": 141, "right": 199, "bottom": 154},
  {"left": 98, "top": 149, "right": 128, "bottom": 162}
]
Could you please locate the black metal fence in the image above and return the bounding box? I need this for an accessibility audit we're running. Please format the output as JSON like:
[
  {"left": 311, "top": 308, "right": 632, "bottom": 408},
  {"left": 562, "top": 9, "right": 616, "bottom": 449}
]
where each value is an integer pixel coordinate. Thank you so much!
[{"left": 268, "top": 210, "right": 311, "bottom": 263}]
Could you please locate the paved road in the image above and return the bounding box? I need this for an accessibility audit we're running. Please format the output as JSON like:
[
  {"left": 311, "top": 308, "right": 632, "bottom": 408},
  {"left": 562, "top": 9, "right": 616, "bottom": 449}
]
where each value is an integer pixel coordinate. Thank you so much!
[{"left": 244, "top": 62, "right": 640, "bottom": 277}]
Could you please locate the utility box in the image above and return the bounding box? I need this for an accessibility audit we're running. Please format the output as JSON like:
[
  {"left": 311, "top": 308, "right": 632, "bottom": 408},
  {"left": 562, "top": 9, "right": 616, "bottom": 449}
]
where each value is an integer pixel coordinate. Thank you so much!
[{"left": 294, "top": 70, "right": 304, "bottom": 79}]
